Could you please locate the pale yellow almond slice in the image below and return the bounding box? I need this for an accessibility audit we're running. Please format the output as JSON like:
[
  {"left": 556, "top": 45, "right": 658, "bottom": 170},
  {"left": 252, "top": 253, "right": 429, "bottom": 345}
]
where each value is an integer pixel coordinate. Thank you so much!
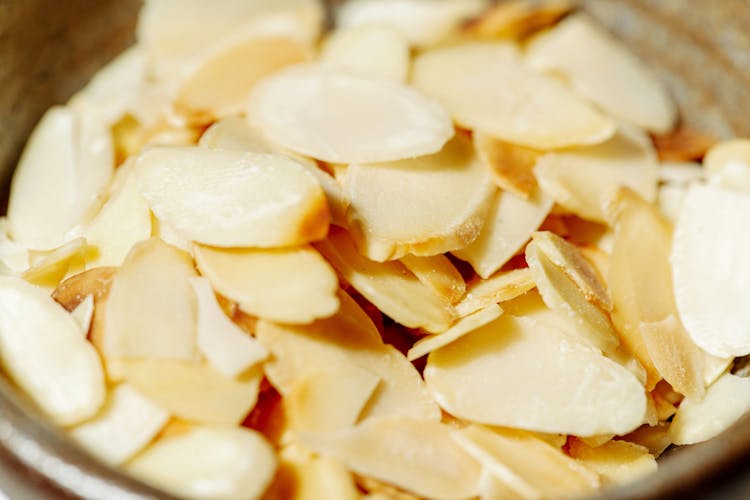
[
  {"left": 476, "top": 469, "right": 524, "bottom": 500},
  {"left": 315, "top": 229, "right": 454, "bottom": 333},
  {"left": 299, "top": 418, "right": 481, "bottom": 500},
  {"left": 452, "top": 188, "right": 552, "bottom": 279},
  {"left": 127, "top": 425, "right": 276, "bottom": 500},
  {"left": 657, "top": 184, "right": 688, "bottom": 223},
  {"left": 659, "top": 161, "right": 704, "bottom": 185},
  {"left": 622, "top": 424, "right": 672, "bottom": 458},
  {"left": 425, "top": 298, "right": 647, "bottom": 435},
  {"left": 194, "top": 244, "right": 339, "bottom": 325},
  {"left": 346, "top": 134, "right": 494, "bottom": 261},
  {"left": 104, "top": 238, "right": 198, "bottom": 360},
  {"left": 70, "top": 295, "right": 95, "bottom": 337},
  {"left": 453, "top": 425, "right": 599, "bottom": 499},
  {"left": 0, "top": 277, "right": 105, "bottom": 425},
  {"left": 412, "top": 42, "right": 615, "bottom": 149},
  {"left": 703, "top": 139, "right": 750, "bottom": 191},
  {"left": 0, "top": 219, "right": 29, "bottom": 275},
  {"left": 22, "top": 237, "right": 87, "bottom": 289},
  {"left": 407, "top": 304, "right": 503, "bottom": 361},
  {"left": 534, "top": 125, "right": 659, "bottom": 223},
  {"left": 462, "top": 0, "right": 574, "bottom": 40},
  {"left": 455, "top": 268, "right": 535, "bottom": 318},
  {"left": 70, "top": 384, "right": 169, "bottom": 466},
  {"left": 568, "top": 439, "right": 657, "bottom": 486},
  {"left": 399, "top": 254, "right": 466, "bottom": 305},
  {"left": 189, "top": 277, "right": 268, "bottom": 378},
  {"left": 473, "top": 131, "right": 540, "bottom": 199},
  {"left": 119, "top": 359, "right": 261, "bottom": 425},
  {"left": 321, "top": 24, "right": 410, "bottom": 81},
  {"left": 247, "top": 64, "right": 453, "bottom": 163},
  {"left": 136, "top": 146, "right": 330, "bottom": 247},
  {"left": 526, "top": 14, "right": 676, "bottom": 133},
  {"left": 269, "top": 444, "right": 360, "bottom": 500},
  {"left": 286, "top": 366, "right": 380, "bottom": 434}
]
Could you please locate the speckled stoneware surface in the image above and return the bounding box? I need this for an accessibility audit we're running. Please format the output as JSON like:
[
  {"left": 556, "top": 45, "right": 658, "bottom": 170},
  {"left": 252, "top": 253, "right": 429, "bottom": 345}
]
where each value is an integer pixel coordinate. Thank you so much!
[{"left": 1, "top": 1, "right": 750, "bottom": 498}]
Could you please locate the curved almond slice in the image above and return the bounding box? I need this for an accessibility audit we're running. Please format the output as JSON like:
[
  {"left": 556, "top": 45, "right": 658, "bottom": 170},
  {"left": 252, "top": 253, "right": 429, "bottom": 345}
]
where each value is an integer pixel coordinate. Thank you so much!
[
  {"left": 703, "top": 139, "right": 750, "bottom": 192},
  {"left": 672, "top": 184, "right": 750, "bottom": 357},
  {"left": 534, "top": 126, "right": 659, "bottom": 223},
  {"left": 452, "top": 188, "right": 552, "bottom": 279},
  {"left": 567, "top": 439, "right": 656, "bottom": 486},
  {"left": 247, "top": 64, "right": 453, "bottom": 163},
  {"left": 22, "top": 237, "right": 87, "bottom": 289},
  {"left": 425, "top": 302, "right": 647, "bottom": 436},
  {"left": 525, "top": 14, "right": 676, "bottom": 133},
  {"left": 321, "top": 24, "right": 409, "bottom": 81},
  {"left": 135, "top": 146, "right": 329, "bottom": 247},
  {"left": 53, "top": 266, "right": 115, "bottom": 342},
  {"left": 399, "top": 254, "right": 466, "bottom": 304},
  {"left": 104, "top": 238, "right": 198, "bottom": 360},
  {"left": 127, "top": 425, "right": 276, "bottom": 500},
  {"left": 71, "top": 295, "right": 95, "bottom": 336},
  {"left": 70, "top": 384, "right": 169, "bottom": 466},
  {"left": 194, "top": 244, "right": 339, "bottom": 325},
  {"left": 0, "top": 277, "right": 105, "bottom": 425},
  {"left": 455, "top": 268, "right": 535, "bottom": 318},
  {"left": 346, "top": 135, "right": 494, "bottom": 261},
  {"left": 473, "top": 131, "right": 540, "bottom": 199},
  {"left": 300, "top": 418, "right": 481, "bottom": 500},
  {"left": 462, "top": 0, "right": 574, "bottom": 40},
  {"left": 315, "top": 229, "right": 454, "bottom": 333},
  {"left": 412, "top": 43, "right": 615, "bottom": 149}
]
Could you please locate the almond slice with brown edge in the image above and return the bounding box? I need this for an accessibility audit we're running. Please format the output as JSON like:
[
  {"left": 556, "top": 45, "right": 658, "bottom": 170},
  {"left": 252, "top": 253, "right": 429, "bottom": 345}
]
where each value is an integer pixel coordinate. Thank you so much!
[
  {"left": 462, "top": 0, "right": 574, "bottom": 40},
  {"left": 412, "top": 42, "right": 615, "bottom": 149},
  {"left": 53, "top": 266, "right": 115, "bottom": 343},
  {"left": 299, "top": 418, "right": 481, "bottom": 500},
  {"left": 567, "top": 439, "right": 657, "bottom": 487},
  {"left": 455, "top": 268, "right": 535, "bottom": 318},
  {"left": 0, "top": 276, "right": 105, "bottom": 425},
  {"left": 399, "top": 254, "right": 466, "bottom": 305},
  {"left": 346, "top": 134, "right": 494, "bottom": 261},
  {"left": 321, "top": 24, "right": 410, "bottom": 82},
  {"left": 70, "top": 295, "right": 95, "bottom": 336},
  {"left": 315, "top": 229, "right": 454, "bottom": 333},
  {"left": 193, "top": 244, "right": 339, "bottom": 325},
  {"left": 473, "top": 131, "right": 540, "bottom": 199},
  {"left": 247, "top": 64, "right": 454, "bottom": 163}
]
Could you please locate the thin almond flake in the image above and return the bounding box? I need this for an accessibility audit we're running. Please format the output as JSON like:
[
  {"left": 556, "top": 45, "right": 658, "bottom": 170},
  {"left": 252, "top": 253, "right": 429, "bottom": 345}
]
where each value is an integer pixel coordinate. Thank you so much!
[
  {"left": 299, "top": 418, "right": 481, "bottom": 500},
  {"left": 53, "top": 266, "right": 115, "bottom": 345},
  {"left": 345, "top": 134, "right": 494, "bottom": 261},
  {"left": 658, "top": 161, "right": 704, "bottom": 185},
  {"left": 476, "top": 469, "right": 525, "bottom": 500},
  {"left": 70, "top": 384, "right": 169, "bottom": 466},
  {"left": 135, "top": 147, "right": 330, "bottom": 247},
  {"left": 268, "top": 445, "right": 360, "bottom": 500},
  {"left": 194, "top": 244, "right": 339, "bottom": 325},
  {"left": 703, "top": 139, "right": 750, "bottom": 192},
  {"left": 247, "top": 64, "right": 454, "bottom": 163},
  {"left": 412, "top": 42, "right": 615, "bottom": 149},
  {"left": 567, "top": 439, "right": 657, "bottom": 486},
  {"left": 127, "top": 425, "right": 276, "bottom": 500},
  {"left": 22, "top": 237, "right": 87, "bottom": 289},
  {"left": 315, "top": 229, "right": 454, "bottom": 333},
  {"left": 473, "top": 131, "right": 540, "bottom": 199},
  {"left": 455, "top": 268, "right": 535, "bottom": 318},
  {"left": 70, "top": 295, "right": 95, "bottom": 336},
  {"left": 462, "top": 0, "right": 574, "bottom": 40},
  {"left": 622, "top": 424, "right": 673, "bottom": 458},
  {"left": 452, "top": 188, "right": 553, "bottom": 279},
  {"left": 0, "top": 277, "right": 105, "bottom": 425},
  {"left": 399, "top": 254, "right": 466, "bottom": 304},
  {"left": 321, "top": 24, "right": 410, "bottom": 81},
  {"left": 525, "top": 13, "right": 676, "bottom": 133}
]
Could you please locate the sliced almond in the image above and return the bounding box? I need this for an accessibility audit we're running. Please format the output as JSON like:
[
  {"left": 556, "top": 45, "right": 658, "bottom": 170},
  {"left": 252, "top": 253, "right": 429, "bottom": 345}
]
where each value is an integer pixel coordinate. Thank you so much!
[
  {"left": 194, "top": 244, "right": 339, "bottom": 325},
  {"left": 22, "top": 237, "right": 87, "bottom": 289},
  {"left": 247, "top": 64, "right": 454, "bottom": 163},
  {"left": 702, "top": 139, "right": 750, "bottom": 192},
  {"left": 399, "top": 254, "right": 466, "bottom": 304},
  {"left": 652, "top": 127, "right": 716, "bottom": 163},
  {"left": 455, "top": 268, "right": 535, "bottom": 318},
  {"left": 321, "top": 24, "right": 410, "bottom": 81},
  {"left": 135, "top": 146, "right": 330, "bottom": 247},
  {"left": 462, "top": 0, "right": 574, "bottom": 40},
  {"left": 70, "top": 295, "right": 95, "bottom": 336},
  {"left": 567, "top": 439, "right": 657, "bottom": 486},
  {"left": 299, "top": 418, "right": 481, "bottom": 500},
  {"left": 0, "top": 277, "right": 105, "bottom": 425},
  {"left": 658, "top": 161, "right": 705, "bottom": 185},
  {"left": 52, "top": 266, "right": 115, "bottom": 343},
  {"left": 473, "top": 131, "right": 539, "bottom": 199},
  {"left": 657, "top": 184, "right": 688, "bottom": 223},
  {"left": 346, "top": 134, "right": 494, "bottom": 261},
  {"left": 622, "top": 423, "right": 672, "bottom": 458},
  {"left": 269, "top": 445, "right": 360, "bottom": 500}
]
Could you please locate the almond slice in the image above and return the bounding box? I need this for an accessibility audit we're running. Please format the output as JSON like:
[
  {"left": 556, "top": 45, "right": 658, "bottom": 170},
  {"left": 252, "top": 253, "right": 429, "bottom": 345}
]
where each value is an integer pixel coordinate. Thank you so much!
[
  {"left": 135, "top": 146, "right": 330, "bottom": 247},
  {"left": 346, "top": 134, "right": 494, "bottom": 261},
  {"left": 399, "top": 254, "right": 466, "bottom": 305},
  {"left": 703, "top": 139, "right": 750, "bottom": 192},
  {"left": 299, "top": 418, "right": 481, "bottom": 500},
  {"left": 70, "top": 295, "right": 95, "bottom": 336},
  {"left": 567, "top": 439, "right": 657, "bottom": 486},
  {"left": 0, "top": 276, "right": 105, "bottom": 425},
  {"left": 473, "top": 131, "right": 539, "bottom": 199},
  {"left": 269, "top": 445, "right": 360, "bottom": 500},
  {"left": 127, "top": 425, "right": 276, "bottom": 500},
  {"left": 659, "top": 161, "right": 704, "bottom": 185},
  {"left": 247, "top": 64, "right": 454, "bottom": 163},
  {"left": 70, "top": 384, "right": 169, "bottom": 466},
  {"left": 455, "top": 268, "right": 535, "bottom": 318},
  {"left": 52, "top": 266, "right": 115, "bottom": 342},
  {"left": 462, "top": 0, "right": 574, "bottom": 40},
  {"left": 321, "top": 24, "right": 410, "bottom": 81},
  {"left": 193, "top": 244, "right": 339, "bottom": 325},
  {"left": 22, "top": 237, "right": 87, "bottom": 289},
  {"left": 412, "top": 42, "right": 615, "bottom": 149}
]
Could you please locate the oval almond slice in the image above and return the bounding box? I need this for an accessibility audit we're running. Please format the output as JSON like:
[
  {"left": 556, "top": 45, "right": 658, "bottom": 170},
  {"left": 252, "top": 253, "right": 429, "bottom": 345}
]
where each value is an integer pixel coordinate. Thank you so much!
[
  {"left": 247, "top": 64, "right": 454, "bottom": 163},
  {"left": 321, "top": 24, "right": 410, "bottom": 81},
  {"left": 455, "top": 268, "right": 535, "bottom": 318},
  {"left": 135, "top": 146, "right": 330, "bottom": 247},
  {"left": 412, "top": 42, "right": 615, "bottom": 149},
  {"left": 0, "top": 276, "right": 105, "bottom": 425}
]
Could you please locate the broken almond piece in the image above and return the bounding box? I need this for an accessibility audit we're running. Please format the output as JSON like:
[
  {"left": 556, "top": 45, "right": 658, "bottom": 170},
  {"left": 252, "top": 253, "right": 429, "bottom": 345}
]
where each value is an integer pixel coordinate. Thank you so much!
[
  {"left": 22, "top": 237, "right": 87, "bottom": 289},
  {"left": 455, "top": 268, "right": 535, "bottom": 318},
  {"left": 567, "top": 439, "right": 657, "bottom": 486},
  {"left": 52, "top": 266, "right": 115, "bottom": 344},
  {"left": 652, "top": 127, "right": 716, "bottom": 163},
  {"left": 70, "top": 295, "right": 95, "bottom": 336},
  {"left": 321, "top": 24, "right": 410, "bottom": 81},
  {"left": 473, "top": 131, "right": 539, "bottom": 199},
  {"left": 399, "top": 254, "right": 466, "bottom": 305},
  {"left": 462, "top": 0, "right": 574, "bottom": 40}
]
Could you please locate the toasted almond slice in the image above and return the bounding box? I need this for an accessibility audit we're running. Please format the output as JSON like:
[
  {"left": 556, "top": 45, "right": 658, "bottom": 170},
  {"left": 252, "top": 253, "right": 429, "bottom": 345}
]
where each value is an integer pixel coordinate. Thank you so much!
[
  {"left": 269, "top": 445, "right": 360, "bottom": 500},
  {"left": 702, "top": 139, "right": 750, "bottom": 192},
  {"left": 119, "top": 359, "right": 261, "bottom": 425},
  {"left": 315, "top": 229, "right": 454, "bottom": 333},
  {"left": 0, "top": 277, "right": 105, "bottom": 425},
  {"left": 321, "top": 24, "right": 410, "bottom": 81},
  {"left": 454, "top": 425, "right": 599, "bottom": 499},
  {"left": 652, "top": 127, "right": 716, "bottom": 163},
  {"left": 52, "top": 266, "right": 115, "bottom": 341},
  {"left": 399, "top": 254, "right": 466, "bottom": 304},
  {"left": 568, "top": 439, "right": 657, "bottom": 486},
  {"left": 300, "top": 418, "right": 481, "bottom": 500},
  {"left": 462, "top": 0, "right": 574, "bottom": 40},
  {"left": 452, "top": 188, "right": 552, "bottom": 279},
  {"left": 346, "top": 134, "right": 494, "bottom": 261},
  {"left": 70, "top": 295, "right": 95, "bottom": 336},
  {"left": 407, "top": 305, "right": 503, "bottom": 361},
  {"left": 473, "top": 131, "right": 539, "bottom": 199},
  {"left": 455, "top": 268, "right": 535, "bottom": 318},
  {"left": 70, "top": 384, "right": 169, "bottom": 466},
  {"left": 412, "top": 42, "right": 615, "bottom": 149},
  {"left": 194, "top": 244, "right": 339, "bottom": 325},
  {"left": 22, "top": 237, "right": 87, "bottom": 289},
  {"left": 534, "top": 126, "right": 659, "bottom": 223},
  {"left": 127, "top": 424, "right": 276, "bottom": 500},
  {"left": 425, "top": 297, "right": 647, "bottom": 435},
  {"left": 247, "top": 65, "right": 454, "bottom": 164},
  {"left": 622, "top": 424, "right": 672, "bottom": 458},
  {"left": 526, "top": 13, "right": 676, "bottom": 133},
  {"left": 670, "top": 373, "right": 750, "bottom": 445},
  {"left": 104, "top": 238, "right": 198, "bottom": 360}
]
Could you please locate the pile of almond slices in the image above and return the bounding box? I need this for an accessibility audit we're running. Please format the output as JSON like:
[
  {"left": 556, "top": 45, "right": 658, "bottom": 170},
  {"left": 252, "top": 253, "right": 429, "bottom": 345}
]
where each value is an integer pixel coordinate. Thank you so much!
[{"left": 2, "top": 0, "right": 750, "bottom": 499}]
